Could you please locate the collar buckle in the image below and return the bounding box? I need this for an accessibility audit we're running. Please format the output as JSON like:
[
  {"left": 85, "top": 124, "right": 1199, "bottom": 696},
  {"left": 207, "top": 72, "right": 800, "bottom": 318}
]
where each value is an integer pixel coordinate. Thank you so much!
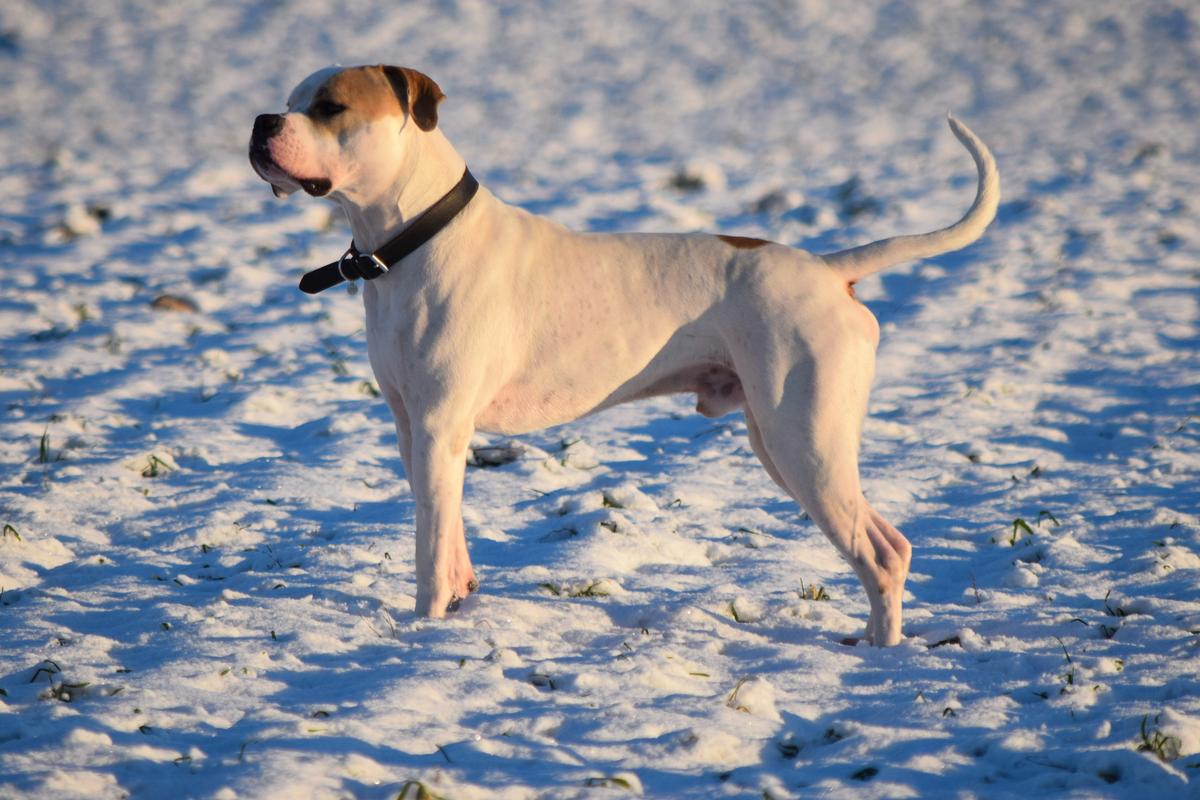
[
  {"left": 361, "top": 252, "right": 389, "bottom": 275},
  {"left": 338, "top": 249, "right": 389, "bottom": 282}
]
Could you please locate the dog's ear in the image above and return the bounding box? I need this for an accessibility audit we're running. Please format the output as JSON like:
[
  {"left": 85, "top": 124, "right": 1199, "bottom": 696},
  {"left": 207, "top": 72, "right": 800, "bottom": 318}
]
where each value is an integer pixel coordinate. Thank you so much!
[{"left": 381, "top": 66, "right": 445, "bottom": 132}]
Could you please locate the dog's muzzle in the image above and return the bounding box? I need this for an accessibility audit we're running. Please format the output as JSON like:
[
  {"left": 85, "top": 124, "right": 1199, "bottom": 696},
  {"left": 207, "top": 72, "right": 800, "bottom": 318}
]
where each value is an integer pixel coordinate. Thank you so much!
[{"left": 249, "top": 114, "right": 332, "bottom": 197}]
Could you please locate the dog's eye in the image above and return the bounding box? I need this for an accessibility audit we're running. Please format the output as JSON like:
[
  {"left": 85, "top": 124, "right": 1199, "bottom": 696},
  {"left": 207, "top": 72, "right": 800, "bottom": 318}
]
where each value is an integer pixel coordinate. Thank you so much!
[{"left": 310, "top": 100, "right": 347, "bottom": 118}]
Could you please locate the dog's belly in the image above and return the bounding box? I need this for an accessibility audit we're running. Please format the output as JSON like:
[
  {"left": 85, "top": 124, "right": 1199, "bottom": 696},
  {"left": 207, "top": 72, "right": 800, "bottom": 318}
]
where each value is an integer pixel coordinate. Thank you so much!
[
  {"left": 474, "top": 317, "right": 745, "bottom": 437},
  {"left": 474, "top": 384, "right": 597, "bottom": 434},
  {"left": 474, "top": 362, "right": 744, "bottom": 434}
]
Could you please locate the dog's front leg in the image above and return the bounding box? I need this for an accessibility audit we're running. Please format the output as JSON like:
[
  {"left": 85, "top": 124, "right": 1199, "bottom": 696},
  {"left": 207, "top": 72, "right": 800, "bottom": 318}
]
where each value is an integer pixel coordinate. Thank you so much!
[{"left": 408, "top": 421, "right": 478, "bottom": 617}]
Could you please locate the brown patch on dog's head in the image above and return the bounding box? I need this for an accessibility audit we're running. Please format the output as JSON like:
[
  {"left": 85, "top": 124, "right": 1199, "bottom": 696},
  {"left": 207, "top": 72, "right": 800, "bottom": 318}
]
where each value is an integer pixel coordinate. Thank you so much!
[
  {"left": 381, "top": 65, "right": 445, "bottom": 131},
  {"left": 716, "top": 234, "right": 772, "bottom": 250},
  {"left": 311, "top": 67, "right": 403, "bottom": 127},
  {"left": 299, "top": 65, "right": 444, "bottom": 133}
]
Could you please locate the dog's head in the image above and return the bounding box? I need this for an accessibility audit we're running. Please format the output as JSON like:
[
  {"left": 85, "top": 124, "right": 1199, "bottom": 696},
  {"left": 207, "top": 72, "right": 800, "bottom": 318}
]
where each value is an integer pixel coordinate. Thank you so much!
[{"left": 249, "top": 65, "right": 444, "bottom": 199}]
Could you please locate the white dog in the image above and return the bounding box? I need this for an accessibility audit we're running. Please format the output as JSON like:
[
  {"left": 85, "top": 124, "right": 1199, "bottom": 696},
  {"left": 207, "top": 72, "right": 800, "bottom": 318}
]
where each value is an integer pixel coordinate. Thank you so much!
[{"left": 250, "top": 64, "right": 998, "bottom": 645}]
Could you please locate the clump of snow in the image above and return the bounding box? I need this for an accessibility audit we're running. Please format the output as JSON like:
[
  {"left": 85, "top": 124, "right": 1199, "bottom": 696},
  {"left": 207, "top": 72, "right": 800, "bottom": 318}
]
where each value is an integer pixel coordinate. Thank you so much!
[
  {"left": 1149, "top": 709, "right": 1200, "bottom": 760},
  {"left": 730, "top": 595, "right": 766, "bottom": 623},
  {"left": 727, "top": 676, "right": 782, "bottom": 721}
]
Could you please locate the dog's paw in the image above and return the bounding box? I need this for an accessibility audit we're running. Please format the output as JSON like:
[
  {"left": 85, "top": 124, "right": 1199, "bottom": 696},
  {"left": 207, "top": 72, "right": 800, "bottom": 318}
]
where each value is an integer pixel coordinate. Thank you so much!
[
  {"left": 446, "top": 580, "right": 480, "bottom": 614},
  {"left": 416, "top": 572, "right": 480, "bottom": 617}
]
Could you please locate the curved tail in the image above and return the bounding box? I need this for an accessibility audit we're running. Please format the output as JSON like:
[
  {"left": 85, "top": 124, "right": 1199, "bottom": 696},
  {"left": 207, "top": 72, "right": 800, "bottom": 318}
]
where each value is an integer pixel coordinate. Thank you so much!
[{"left": 822, "top": 114, "right": 999, "bottom": 282}]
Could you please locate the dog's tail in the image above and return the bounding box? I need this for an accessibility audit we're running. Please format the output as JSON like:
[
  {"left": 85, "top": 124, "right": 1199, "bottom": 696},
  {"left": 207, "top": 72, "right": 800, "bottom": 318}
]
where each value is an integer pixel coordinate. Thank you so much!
[{"left": 821, "top": 114, "right": 999, "bottom": 283}]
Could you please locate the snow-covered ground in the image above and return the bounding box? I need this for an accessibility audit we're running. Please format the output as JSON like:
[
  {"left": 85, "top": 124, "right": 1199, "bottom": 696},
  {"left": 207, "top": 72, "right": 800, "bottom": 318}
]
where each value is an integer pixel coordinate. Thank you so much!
[{"left": 2, "top": 1, "right": 1199, "bottom": 797}]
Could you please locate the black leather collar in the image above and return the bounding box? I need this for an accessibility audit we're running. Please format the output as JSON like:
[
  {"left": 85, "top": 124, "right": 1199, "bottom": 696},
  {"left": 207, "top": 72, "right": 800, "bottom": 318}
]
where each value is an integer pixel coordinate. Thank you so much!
[{"left": 299, "top": 168, "right": 479, "bottom": 295}]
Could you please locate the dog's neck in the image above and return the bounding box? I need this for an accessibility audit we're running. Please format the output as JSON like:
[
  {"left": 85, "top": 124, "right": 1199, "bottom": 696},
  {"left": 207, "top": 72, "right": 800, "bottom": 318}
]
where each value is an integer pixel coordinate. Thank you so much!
[{"left": 333, "top": 127, "right": 467, "bottom": 255}]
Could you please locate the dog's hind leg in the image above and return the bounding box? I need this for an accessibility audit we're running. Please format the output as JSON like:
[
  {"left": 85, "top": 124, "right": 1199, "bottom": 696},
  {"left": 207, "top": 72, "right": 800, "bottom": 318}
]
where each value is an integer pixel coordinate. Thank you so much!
[
  {"left": 740, "top": 332, "right": 910, "bottom": 646},
  {"left": 756, "top": 409, "right": 909, "bottom": 645},
  {"left": 747, "top": 406, "right": 911, "bottom": 635},
  {"left": 745, "top": 407, "right": 790, "bottom": 493}
]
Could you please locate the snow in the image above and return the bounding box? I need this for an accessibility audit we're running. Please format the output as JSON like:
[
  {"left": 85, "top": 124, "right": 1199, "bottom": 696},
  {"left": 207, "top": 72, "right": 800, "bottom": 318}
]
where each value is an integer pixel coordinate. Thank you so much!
[{"left": 1, "top": 0, "right": 1199, "bottom": 797}]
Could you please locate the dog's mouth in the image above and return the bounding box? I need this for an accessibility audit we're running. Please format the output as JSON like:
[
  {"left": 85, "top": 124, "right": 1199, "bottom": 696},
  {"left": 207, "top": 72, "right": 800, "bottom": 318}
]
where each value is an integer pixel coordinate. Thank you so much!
[
  {"left": 249, "top": 143, "right": 332, "bottom": 198},
  {"left": 298, "top": 177, "right": 333, "bottom": 196}
]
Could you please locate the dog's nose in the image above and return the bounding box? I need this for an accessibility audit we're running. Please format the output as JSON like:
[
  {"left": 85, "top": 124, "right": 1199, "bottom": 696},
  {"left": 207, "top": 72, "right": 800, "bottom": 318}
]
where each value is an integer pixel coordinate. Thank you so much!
[{"left": 252, "top": 113, "right": 284, "bottom": 143}]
